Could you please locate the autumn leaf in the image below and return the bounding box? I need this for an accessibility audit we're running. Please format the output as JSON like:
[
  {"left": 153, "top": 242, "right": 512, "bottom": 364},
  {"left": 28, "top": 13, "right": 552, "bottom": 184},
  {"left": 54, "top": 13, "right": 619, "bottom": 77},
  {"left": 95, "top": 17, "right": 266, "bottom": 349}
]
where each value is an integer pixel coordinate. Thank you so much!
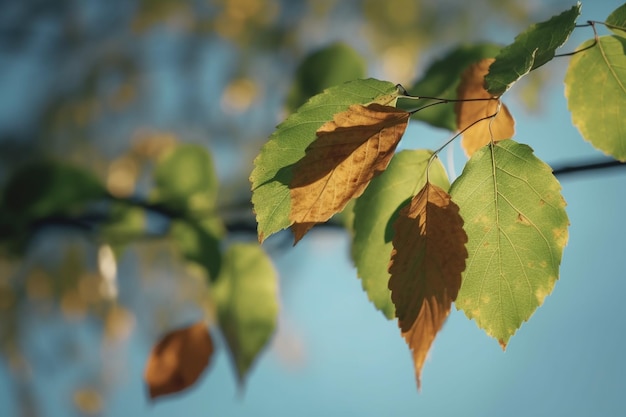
[
  {"left": 289, "top": 103, "right": 410, "bottom": 242},
  {"left": 251, "top": 79, "right": 402, "bottom": 242},
  {"left": 455, "top": 59, "right": 515, "bottom": 157},
  {"left": 143, "top": 321, "right": 214, "bottom": 399},
  {"left": 388, "top": 183, "right": 467, "bottom": 389}
]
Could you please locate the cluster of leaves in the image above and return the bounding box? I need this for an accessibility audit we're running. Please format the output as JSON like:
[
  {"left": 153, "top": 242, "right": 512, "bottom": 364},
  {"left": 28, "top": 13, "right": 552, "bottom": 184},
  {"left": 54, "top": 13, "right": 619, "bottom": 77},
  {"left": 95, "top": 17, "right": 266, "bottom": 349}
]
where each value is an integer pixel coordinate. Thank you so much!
[
  {"left": 0, "top": 144, "right": 279, "bottom": 399},
  {"left": 251, "top": 2, "right": 626, "bottom": 388},
  {"left": 1, "top": 0, "right": 625, "bottom": 402}
]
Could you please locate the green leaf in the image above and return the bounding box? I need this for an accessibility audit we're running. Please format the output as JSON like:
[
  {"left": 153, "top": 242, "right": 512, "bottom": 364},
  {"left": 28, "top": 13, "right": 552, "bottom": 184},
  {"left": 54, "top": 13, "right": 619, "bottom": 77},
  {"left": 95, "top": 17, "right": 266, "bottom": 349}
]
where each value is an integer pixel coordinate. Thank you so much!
[
  {"left": 352, "top": 150, "right": 449, "bottom": 319},
  {"left": 100, "top": 203, "right": 146, "bottom": 256},
  {"left": 212, "top": 244, "right": 279, "bottom": 384},
  {"left": 152, "top": 143, "right": 219, "bottom": 214},
  {"left": 152, "top": 143, "right": 225, "bottom": 279},
  {"left": 485, "top": 3, "right": 581, "bottom": 95},
  {"left": 251, "top": 78, "right": 402, "bottom": 242},
  {"left": 449, "top": 140, "right": 569, "bottom": 348},
  {"left": 565, "top": 36, "right": 626, "bottom": 161},
  {"left": 404, "top": 43, "right": 501, "bottom": 131},
  {"left": 286, "top": 42, "right": 367, "bottom": 112},
  {"left": 171, "top": 218, "right": 224, "bottom": 282},
  {"left": 607, "top": 3, "right": 626, "bottom": 37},
  {"left": 2, "top": 160, "right": 106, "bottom": 220},
  {"left": 0, "top": 160, "right": 107, "bottom": 244}
]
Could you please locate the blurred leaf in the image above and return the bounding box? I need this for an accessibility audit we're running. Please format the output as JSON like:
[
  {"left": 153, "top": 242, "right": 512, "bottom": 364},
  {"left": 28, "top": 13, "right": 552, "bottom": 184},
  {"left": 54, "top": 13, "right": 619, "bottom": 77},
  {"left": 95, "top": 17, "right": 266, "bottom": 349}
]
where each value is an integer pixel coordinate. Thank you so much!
[
  {"left": 455, "top": 59, "right": 515, "bottom": 156},
  {"left": 152, "top": 143, "right": 219, "bottom": 215},
  {"left": 212, "top": 244, "right": 278, "bottom": 385},
  {"left": 485, "top": 4, "right": 580, "bottom": 95},
  {"left": 606, "top": 3, "right": 626, "bottom": 37},
  {"left": 449, "top": 140, "right": 569, "bottom": 348},
  {"left": 0, "top": 161, "right": 107, "bottom": 247},
  {"left": 143, "top": 321, "right": 214, "bottom": 399},
  {"left": 287, "top": 42, "right": 367, "bottom": 111},
  {"left": 289, "top": 103, "right": 410, "bottom": 243},
  {"left": 389, "top": 182, "right": 466, "bottom": 389},
  {"left": 405, "top": 43, "right": 501, "bottom": 131},
  {"left": 565, "top": 36, "right": 626, "bottom": 162},
  {"left": 352, "top": 150, "right": 449, "bottom": 319},
  {"left": 251, "top": 78, "right": 402, "bottom": 242},
  {"left": 152, "top": 143, "right": 225, "bottom": 279},
  {"left": 100, "top": 203, "right": 146, "bottom": 253},
  {"left": 171, "top": 218, "right": 223, "bottom": 282},
  {"left": 2, "top": 160, "right": 106, "bottom": 220}
]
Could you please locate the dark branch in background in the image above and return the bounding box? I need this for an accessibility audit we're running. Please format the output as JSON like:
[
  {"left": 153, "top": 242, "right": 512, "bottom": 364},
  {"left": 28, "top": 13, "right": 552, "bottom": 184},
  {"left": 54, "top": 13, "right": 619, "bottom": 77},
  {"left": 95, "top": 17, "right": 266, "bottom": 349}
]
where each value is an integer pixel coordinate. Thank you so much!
[
  {"left": 10, "top": 157, "right": 626, "bottom": 244},
  {"left": 552, "top": 158, "right": 624, "bottom": 178}
]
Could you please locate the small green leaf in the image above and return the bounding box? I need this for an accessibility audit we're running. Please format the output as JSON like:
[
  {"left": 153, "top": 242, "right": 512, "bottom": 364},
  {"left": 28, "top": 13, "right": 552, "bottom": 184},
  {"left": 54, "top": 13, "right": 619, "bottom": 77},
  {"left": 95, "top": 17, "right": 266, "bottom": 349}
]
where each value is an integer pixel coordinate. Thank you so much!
[
  {"left": 100, "top": 203, "right": 146, "bottom": 256},
  {"left": 153, "top": 143, "right": 219, "bottom": 214},
  {"left": 404, "top": 43, "right": 501, "bottom": 131},
  {"left": 606, "top": 3, "right": 626, "bottom": 37},
  {"left": 152, "top": 143, "right": 225, "bottom": 279},
  {"left": 565, "top": 36, "right": 626, "bottom": 161},
  {"left": 212, "top": 244, "right": 279, "bottom": 384},
  {"left": 171, "top": 218, "right": 223, "bottom": 281},
  {"left": 286, "top": 42, "right": 367, "bottom": 111},
  {"left": 485, "top": 3, "right": 581, "bottom": 95},
  {"left": 251, "top": 78, "right": 402, "bottom": 242},
  {"left": 449, "top": 140, "right": 569, "bottom": 348},
  {"left": 352, "top": 150, "right": 449, "bottom": 319}
]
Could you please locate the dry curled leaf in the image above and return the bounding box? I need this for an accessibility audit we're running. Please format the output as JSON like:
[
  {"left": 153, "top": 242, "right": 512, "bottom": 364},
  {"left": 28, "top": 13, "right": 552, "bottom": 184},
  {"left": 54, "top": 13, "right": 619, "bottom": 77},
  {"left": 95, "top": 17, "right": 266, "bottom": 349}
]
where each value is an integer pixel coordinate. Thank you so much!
[
  {"left": 143, "top": 321, "right": 214, "bottom": 399},
  {"left": 289, "top": 103, "right": 410, "bottom": 242},
  {"left": 388, "top": 183, "right": 467, "bottom": 389},
  {"left": 456, "top": 58, "right": 515, "bottom": 156}
]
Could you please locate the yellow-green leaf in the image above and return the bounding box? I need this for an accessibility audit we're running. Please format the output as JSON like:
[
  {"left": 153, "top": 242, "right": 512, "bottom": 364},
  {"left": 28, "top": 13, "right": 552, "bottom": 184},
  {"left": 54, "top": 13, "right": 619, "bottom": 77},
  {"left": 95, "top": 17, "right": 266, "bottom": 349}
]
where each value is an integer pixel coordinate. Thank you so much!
[
  {"left": 565, "top": 36, "right": 626, "bottom": 161},
  {"left": 449, "top": 140, "right": 569, "bottom": 348}
]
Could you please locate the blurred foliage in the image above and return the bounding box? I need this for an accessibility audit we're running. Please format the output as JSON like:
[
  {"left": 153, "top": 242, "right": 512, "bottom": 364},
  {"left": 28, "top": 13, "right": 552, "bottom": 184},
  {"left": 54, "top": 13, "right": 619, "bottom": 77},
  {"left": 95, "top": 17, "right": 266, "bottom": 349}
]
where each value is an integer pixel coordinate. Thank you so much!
[{"left": 0, "top": 0, "right": 574, "bottom": 415}]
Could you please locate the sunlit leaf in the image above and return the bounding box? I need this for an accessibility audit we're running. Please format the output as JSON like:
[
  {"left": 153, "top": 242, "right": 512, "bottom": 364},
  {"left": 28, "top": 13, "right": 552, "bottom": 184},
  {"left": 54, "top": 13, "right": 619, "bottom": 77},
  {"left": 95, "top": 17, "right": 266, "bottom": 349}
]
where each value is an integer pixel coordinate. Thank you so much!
[
  {"left": 456, "top": 59, "right": 515, "bottom": 156},
  {"left": 405, "top": 43, "right": 501, "bottom": 131},
  {"left": 565, "top": 36, "right": 626, "bottom": 161},
  {"left": 606, "top": 3, "right": 626, "bottom": 37},
  {"left": 449, "top": 140, "right": 569, "bottom": 348},
  {"left": 352, "top": 150, "right": 449, "bottom": 319},
  {"left": 287, "top": 42, "right": 367, "bottom": 111},
  {"left": 485, "top": 4, "right": 580, "bottom": 95},
  {"left": 389, "top": 183, "right": 467, "bottom": 389},
  {"left": 289, "top": 103, "right": 410, "bottom": 242},
  {"left": 143, "top": 321, "right": 214, "bottom": 399},
  {"left": 212, "top": 244, "right": 279, "bottom": 385},
  {"left": 251, "top": 79, "right": 403, "bottom": 242}
]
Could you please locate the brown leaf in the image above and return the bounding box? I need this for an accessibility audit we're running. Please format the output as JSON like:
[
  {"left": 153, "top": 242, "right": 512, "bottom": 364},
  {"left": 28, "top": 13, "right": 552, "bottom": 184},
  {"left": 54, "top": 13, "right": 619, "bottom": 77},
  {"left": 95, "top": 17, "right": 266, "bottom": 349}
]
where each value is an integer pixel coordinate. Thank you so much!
[
  {"left": 143, "top": 321, "right": 214, "bottom": 399},
  {"left": 455, "top": 58, "right": 515, "bottom": 157},
  {"left": 289, "top": 103, "right": 410, "bottom": 242},
  {"left": 388, "top": 183, "right": 467, "bottom": 389}
]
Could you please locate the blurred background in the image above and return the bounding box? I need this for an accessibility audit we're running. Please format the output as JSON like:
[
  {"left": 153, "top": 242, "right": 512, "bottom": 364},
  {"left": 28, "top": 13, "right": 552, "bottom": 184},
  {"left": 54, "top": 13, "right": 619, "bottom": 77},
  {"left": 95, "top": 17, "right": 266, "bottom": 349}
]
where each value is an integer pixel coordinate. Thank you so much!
[{"left": 1, "top": 0, "right": 625, "bottom": 416}]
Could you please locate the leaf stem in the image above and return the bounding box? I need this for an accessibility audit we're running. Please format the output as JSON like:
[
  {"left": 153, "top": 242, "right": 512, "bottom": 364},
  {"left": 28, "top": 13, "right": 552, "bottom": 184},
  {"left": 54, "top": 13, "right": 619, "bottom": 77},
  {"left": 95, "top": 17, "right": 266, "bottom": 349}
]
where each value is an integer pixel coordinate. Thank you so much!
[{"left": 554, "top": 20, "right": 599, "bottom": 58}]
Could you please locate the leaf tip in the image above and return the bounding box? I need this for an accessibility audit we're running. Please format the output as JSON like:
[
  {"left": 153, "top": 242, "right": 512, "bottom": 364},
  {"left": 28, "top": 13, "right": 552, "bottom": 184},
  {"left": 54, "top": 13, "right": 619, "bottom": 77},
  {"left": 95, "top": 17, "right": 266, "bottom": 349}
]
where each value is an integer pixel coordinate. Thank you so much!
[{"left": 499, "top": 339, "right": 507, "bottom": 351}]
